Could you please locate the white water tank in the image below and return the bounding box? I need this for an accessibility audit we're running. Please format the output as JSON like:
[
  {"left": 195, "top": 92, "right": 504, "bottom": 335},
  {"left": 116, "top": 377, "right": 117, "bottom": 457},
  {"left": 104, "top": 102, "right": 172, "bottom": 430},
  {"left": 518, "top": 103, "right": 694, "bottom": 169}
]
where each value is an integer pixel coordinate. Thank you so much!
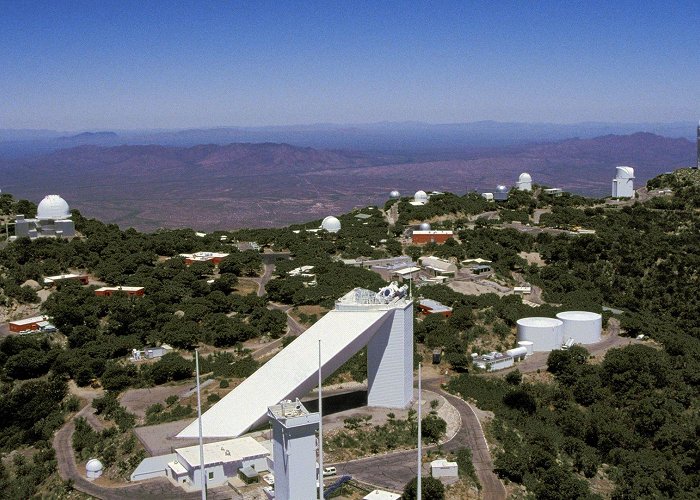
[
  {"left": 86, "top": 458, "right": 103, "bottom": 480},
  {"left": 556, "top": 311, "right": 602, "bottom": 344},
  {"left": 506, "top": 346, "right": 528, "bottom": 360},
  {"left": 517, "top": 340, "right": 534, "bottom": 356},
  {"left": 517, "top": 317, "right": 563, "bottom": 352}
]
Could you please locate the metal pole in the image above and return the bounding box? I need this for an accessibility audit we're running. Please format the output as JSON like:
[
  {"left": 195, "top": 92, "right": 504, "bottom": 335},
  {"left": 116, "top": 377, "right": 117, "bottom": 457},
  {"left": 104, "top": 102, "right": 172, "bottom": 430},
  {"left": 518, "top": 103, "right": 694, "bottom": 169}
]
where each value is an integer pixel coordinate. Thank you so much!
[
  {"left": 318, "top": 339, "right": 324, "bottom": 500},
  {"left": 417, "top": 361, "right": 422, "bottom": 500},
  {"left": 196, "top": 350, "right": 206, "bottom": 500}
]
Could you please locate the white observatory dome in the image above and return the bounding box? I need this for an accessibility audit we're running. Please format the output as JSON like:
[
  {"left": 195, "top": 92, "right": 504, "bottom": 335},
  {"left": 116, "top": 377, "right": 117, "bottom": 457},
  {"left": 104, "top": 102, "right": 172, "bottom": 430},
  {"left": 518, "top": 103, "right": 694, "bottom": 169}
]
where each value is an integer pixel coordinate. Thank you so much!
[
  {"left": 37, "top": 194, "right": 70, "bottom": 220},
  {"left": 321, "top": 216, "right": 341, "bottom": 233},
  {"left": 390, "top": 190, "right": 401, "bottom": 199},
  {"left": 517, "top": 172, "right": 533, "bottom": 191},
  {"left": 496, "top": 185, "right": 508, "bottom": 193},
  {"left": 419, "top": 222, "right": 431, "bottom": 231},
  {"left": 86, "top": 458, "right": 103, "bottom": 479},
  {"left": 414, "top": 190, "right": 428, "bottom": 203},
  {"left": 615, "top": 166, "right": 635, "bottom": 179},
  {"left": 518, "top": 172, "right": 532, "bottom": 183}
]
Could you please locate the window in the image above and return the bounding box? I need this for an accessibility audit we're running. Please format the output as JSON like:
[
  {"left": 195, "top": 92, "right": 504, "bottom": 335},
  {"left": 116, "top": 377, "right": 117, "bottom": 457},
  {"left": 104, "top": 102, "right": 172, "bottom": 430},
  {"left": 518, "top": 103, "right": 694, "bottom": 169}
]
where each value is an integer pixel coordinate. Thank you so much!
[{"left": 208, "top": 472, "right": 214, "bottom": 480}]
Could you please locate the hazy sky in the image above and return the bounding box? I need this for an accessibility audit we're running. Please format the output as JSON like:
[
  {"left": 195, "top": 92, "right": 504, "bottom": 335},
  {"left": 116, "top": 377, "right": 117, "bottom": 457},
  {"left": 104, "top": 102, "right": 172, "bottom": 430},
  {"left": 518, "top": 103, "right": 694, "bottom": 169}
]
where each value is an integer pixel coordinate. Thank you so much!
[{"left": 1, "top": 1, "right": 698, "bottom": 130}]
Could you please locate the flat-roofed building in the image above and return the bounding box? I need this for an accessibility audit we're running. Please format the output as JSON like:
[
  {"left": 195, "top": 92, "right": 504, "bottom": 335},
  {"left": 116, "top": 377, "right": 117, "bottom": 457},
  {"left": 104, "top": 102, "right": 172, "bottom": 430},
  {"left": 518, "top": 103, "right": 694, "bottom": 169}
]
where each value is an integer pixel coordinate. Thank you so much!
[
  {"left": 418, "top": 299, "right": 453, "bottom": 317},
  {"left": 473, "top": 352, "right": 514, "bottom": 371},
  {"left": 44, "top": 273, "right": 89, "bottom": 286},
  {"left": 95, "top": 286, "right": 145, "bottom": 297},
  {"left": 420, "top": 256, "right": 458, "bottom": 276},
  {"left": 9, "top": 315, "right": 48, "bottom": 333},
  {"left": 412, "top": 230, "right": 454, "bottom": 244},
  {"left": 166, "top": 437, "right": 270, "bottom": 491},
  {"left": 179, "top": 252, "right": 229, "bottom": 265}
]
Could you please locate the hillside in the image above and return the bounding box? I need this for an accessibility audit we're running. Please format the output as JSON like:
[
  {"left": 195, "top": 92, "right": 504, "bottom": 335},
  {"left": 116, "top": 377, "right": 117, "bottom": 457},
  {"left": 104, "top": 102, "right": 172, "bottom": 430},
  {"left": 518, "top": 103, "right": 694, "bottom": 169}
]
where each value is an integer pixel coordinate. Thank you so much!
[{"left": 0, "top": 133, "right": 693, "bottom": 231}]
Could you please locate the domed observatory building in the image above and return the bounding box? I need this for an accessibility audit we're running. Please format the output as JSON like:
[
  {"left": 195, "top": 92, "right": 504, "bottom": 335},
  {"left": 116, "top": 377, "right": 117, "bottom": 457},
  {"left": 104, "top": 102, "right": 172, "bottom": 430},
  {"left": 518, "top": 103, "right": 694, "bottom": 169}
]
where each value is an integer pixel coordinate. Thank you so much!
[
  {"left": 516, "top": 172, "right": 532, "bottom": 191},
  {"left": 494, "top": 185, "right": 509, "bottom": 201},
  {"left": 321, "top": 216, "right": 341, "bottom": 233},
  {"left": 611, "top": 166, "right": 635, "bottom": 198},
  {"left": 410, "top": 190, "right": 429, "bottom": 206},
  {"left": 389, "top": 190, "right": 401, "bottom": 200},
  {"left": 15, "top": 194, "right": 75, "bottom": 239}
]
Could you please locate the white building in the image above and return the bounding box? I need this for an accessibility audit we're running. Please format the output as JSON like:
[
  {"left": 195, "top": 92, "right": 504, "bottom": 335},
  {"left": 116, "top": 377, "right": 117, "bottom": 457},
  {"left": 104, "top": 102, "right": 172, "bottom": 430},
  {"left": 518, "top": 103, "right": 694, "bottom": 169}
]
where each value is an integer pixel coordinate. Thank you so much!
[
  {"left": 419, "top": 256, "right": 458, "bottom": 276},
  {"left": 14, "top": 194, "right": 75, "bottom": 239},
  {"left": 473, "top": 352, "right": 514, "bottom": 371},
  {"left": 431, "top": 458, "right": 459, "bottom": 478},
  {"left": 364, "top": 490, "right": 402, "bottom": 500},
  {"left": 410, "top": 190, "right": 429, "bottom": 206},
  {"left": 268, "top": 399, "right": 319, "bottom": 500},
  {"left": 166, "top": 437, "right": 269, "bottom": 490},
  {"left": 178, "top": 283, "right": 414, "bottom": 439},
  {"left": 612, "top": 166, "right": 635, "bottom": 198},
  {"left": 517, "top": 172, "right": 533, "bottom": 191},
  {"left": 481, "top": 192, "right": 494, "bottom": 201},
  {"left": 321, "top": 216, "right": 341, "bottom": 233}
]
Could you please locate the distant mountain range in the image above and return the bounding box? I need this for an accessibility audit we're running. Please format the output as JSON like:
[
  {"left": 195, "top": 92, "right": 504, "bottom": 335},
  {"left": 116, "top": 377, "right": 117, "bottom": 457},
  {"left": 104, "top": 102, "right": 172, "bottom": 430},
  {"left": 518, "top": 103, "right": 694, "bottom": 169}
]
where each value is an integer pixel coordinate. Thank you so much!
[
  {"left": 0, "top": 133, "right": 694, "bottom": 231},
  {"left": 0, "top": 120, "right": 697, "bottom": 158}
]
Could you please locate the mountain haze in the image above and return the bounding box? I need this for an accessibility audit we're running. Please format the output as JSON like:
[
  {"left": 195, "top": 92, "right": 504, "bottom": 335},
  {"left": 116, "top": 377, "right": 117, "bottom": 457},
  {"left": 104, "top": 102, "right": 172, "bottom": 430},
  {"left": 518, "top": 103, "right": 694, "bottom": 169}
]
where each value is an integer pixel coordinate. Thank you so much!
[{"left": 0, "top": 133, "right": 693, "bottom": 231}]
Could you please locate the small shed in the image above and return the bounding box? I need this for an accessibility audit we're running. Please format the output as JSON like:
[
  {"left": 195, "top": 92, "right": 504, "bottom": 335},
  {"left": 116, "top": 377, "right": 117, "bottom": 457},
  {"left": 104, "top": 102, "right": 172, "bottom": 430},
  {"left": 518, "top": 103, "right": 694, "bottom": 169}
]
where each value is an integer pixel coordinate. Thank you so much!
[
  {"left": 431, "top": 458, "right": 458, "bottom": 478},
  {"left": 238, "top": 465, "right": 259, "bottom": 484}
]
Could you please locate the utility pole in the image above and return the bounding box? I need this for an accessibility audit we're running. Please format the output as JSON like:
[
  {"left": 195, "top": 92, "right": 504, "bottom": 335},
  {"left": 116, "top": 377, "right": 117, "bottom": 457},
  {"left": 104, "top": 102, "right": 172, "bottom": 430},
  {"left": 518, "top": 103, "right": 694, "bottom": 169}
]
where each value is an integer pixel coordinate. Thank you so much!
[
  {"left": 318, "top": 339, "right": 324, "bottom": 500},
  {"left": 196, "top": 350, "right": 206, "bottom": 500},
  {"left": 417, "top": 361, "right": 422, "bottom": 500}
]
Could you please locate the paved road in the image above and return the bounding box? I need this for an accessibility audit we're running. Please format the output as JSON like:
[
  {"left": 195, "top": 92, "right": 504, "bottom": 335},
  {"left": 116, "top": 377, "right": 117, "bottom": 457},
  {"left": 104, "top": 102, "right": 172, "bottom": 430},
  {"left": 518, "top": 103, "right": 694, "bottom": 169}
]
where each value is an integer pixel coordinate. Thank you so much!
[
  {"left": 251, "top": 304, "right": 308, "bottom": 360},
  {"left": 331, "top": 378, "right": 506, "bottom": 499},
  {"left": 255, "top": 262, "right": 275, "bottom": 297},
  {"left": 53, "top": 402, "right": 236, "bottom": 499}
]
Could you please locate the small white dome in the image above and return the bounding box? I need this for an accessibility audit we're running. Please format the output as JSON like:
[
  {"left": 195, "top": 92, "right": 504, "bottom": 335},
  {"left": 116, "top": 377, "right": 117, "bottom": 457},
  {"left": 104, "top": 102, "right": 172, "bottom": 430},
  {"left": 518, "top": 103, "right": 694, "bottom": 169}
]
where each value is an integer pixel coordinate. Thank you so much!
[
  {"left": 414, "top": 190, "right": 428, "bottom": 203},
  {"left": 419, "top": 222, "right": 431, "bottom": 231},
  {"left": 321, "top": 216, "right": 341, "bottom": 233},
  {"left": 86, "top": 458, "right": 103, "bottom": 479},
  {"left": 518, "top": 172, "right": 532, "bottom": 182},
  {"left": 390, "top": 190, "right": 401, "bottom": 199},
  {"left": 37, "top": 194, "right": 70, "bottom": 220},
  {"left": 496, "top": 185, "right": 508, "bottom": 193},
  {"left": 615, "top": 166, "right": 635, "bottom": 179}
]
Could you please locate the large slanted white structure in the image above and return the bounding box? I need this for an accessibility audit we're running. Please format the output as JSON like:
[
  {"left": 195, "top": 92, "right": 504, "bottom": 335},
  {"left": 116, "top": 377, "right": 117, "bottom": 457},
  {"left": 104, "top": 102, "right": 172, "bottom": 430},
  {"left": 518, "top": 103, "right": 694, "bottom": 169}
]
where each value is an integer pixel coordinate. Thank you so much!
[{"left": 178, "top": 283, "right": 414, "bottom": 439}]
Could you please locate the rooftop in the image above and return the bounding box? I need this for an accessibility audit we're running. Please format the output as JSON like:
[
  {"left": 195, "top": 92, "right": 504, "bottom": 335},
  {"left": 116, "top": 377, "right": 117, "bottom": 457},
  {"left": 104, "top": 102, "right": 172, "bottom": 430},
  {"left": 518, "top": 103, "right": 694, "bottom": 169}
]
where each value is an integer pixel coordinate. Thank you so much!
[
  {"left": 9, "top": 315, "right": 47, "bottom": 325},
  {"left": 95, "top": 286, "right": 144, "bottom": 292},
  {"left": 419, "top": 299, "right": 452, "bottom": 313},
  {"left": 175, "top": 437, "right": 269, "bottom": 469}
]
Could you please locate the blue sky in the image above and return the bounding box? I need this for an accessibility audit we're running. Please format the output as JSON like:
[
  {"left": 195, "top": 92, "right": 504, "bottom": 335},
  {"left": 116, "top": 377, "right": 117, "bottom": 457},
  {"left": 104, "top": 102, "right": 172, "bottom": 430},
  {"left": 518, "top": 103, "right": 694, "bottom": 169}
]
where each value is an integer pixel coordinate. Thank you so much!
[{"left": 1, "top": 1, "right": 698, "bottom": 130}]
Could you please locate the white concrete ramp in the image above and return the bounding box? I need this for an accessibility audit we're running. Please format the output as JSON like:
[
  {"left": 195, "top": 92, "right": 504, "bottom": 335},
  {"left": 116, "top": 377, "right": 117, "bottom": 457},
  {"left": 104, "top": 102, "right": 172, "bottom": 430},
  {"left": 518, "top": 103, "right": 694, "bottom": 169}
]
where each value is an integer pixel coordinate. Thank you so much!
[{"left": 178, "top": 308, "right": 392, "bottom": 439}]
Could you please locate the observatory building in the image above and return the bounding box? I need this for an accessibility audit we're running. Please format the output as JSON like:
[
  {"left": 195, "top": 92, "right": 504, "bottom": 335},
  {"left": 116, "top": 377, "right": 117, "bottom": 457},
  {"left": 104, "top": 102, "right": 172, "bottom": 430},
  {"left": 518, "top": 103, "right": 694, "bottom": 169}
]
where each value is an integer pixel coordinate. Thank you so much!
[
  {"left": 696, "top": 121, "right": 700, "bottom": 169},
  {"left": 321, "top": 216, "right": 341, "bottom": 233},
  {"left": 611, "top": 166, "right": 635, "bottom": 198},
  {"left": 494, "top": 185, "right": 509, "bottom": 201},
  {"left": 389, "top": 190, "right": 401, "bottom": 199},
  {"left": 268, "top": 399, "right": 319, "bottom": 500},
  {"left": 178, "top": 283, "right": 414, "bottom": 439},
  {"left": 14, "top": 194, "right": 75, "bottom": 239},
  {"left": 410, "top": 190, "right": 429, "bottom": 206},
  {"left": 516, "top": 172, "right": 532, "bottom": 191}
]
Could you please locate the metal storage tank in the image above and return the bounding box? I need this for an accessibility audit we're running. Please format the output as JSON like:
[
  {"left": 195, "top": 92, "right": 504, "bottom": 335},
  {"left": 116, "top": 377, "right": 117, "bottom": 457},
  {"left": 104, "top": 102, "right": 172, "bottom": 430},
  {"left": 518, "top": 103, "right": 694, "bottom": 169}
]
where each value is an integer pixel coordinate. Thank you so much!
[
  {"left": 556, "top": 311, "right": 602, "bottom": 344},
  {"left": 506, "top": 346, "right": 528, "bottom": 360},
  {"left": 517, "top": 340, "right": 534, "bottom": 356},
  {"left": 516, "top": 317, "right": 563, "bottom": 352}
]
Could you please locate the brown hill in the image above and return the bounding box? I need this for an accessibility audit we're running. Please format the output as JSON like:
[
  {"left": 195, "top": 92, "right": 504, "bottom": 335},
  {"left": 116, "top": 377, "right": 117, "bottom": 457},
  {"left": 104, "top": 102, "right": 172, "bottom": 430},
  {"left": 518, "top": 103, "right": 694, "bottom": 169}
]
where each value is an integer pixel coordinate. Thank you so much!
[{"left": 0, "top": 135, "right": 693, "bottom": 231}]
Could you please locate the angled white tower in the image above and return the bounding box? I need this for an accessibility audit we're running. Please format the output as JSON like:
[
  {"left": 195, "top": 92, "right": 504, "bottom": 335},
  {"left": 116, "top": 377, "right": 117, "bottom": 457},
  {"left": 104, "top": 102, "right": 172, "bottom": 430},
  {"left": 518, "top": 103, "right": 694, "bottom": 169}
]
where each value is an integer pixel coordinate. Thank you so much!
[
  {"left": 695, "top": 121, "right": 699, "bottom": 169},
  {"left": 612, "top": 166, "right": 635, "bottom": 198},
  {"left": 178, "top": 283, "right": 414, "bottom": 439},
  {"left": 268, "top": 399, "right": 319, "bottom": 500}
]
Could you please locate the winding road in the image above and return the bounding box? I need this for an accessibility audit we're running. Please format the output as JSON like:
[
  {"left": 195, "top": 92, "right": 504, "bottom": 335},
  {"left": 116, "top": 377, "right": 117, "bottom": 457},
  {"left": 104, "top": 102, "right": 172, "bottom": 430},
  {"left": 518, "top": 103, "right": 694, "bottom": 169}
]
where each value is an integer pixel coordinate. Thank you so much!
[{"left": 331, "top": 378, "right": 506, "bottom": 499}]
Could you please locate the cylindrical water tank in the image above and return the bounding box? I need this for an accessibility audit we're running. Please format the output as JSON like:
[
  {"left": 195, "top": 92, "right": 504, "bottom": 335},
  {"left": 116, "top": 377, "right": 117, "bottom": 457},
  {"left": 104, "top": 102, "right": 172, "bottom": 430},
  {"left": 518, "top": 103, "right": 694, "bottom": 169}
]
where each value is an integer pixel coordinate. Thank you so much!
[
  {"left": 506, "top": 346, "right": 528, "bottom": 360},
  {"left": 517, "top": 317, "right": 564, "bottom": 352},
  {"left": 517, "top": 341, "right": 534, "bottom": 356},
  {"left": 556, "top": 311, "right": 602, "bottom": 344}
]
